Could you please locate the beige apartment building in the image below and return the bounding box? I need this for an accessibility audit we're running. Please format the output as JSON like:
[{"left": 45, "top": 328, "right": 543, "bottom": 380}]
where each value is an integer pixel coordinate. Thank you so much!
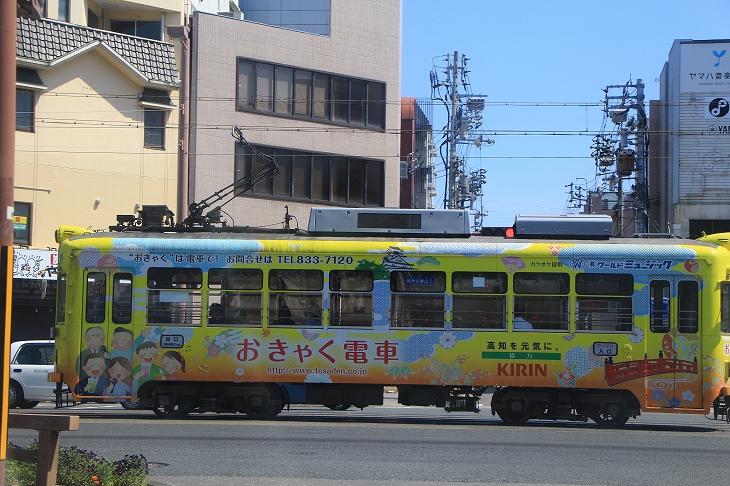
[
  {"left": 13, "top": 1, "right": 186, "bottom": 339},
  {"left": 187, "top": 1, "right": 402, "bottom": 229},
  {"left": 12, "top": 1, "right": 402, "bottom": 339}
]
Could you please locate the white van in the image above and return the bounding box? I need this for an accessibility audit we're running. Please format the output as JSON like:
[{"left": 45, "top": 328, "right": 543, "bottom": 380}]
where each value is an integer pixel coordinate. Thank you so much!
[{"left": 8, "top": 340, "right": 58, "bottom": 408}]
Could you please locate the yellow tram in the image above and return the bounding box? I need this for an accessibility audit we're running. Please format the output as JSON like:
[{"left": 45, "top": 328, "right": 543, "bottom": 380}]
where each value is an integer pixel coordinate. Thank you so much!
[{"left": 50, "top": 208, "right": 730, "bottom": 427}]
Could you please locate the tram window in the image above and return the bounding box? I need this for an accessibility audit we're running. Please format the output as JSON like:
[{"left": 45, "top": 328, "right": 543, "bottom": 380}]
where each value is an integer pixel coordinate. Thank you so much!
[
  {"left": 513, "top": 273, "right": 569, "bottom": 330},
  {"left": 678, "top": 281, "right": 699, "bottom": 333},
  {"left": 650, "top": 281, "right": 670, "bottom": 333},
  {"left": 330, "top": 270, "right": 373, "bottom": 327},
  {"left": 576, "top": 274, "right": 633, "bottom": 296},
  {"left": 85, "top": 272, "right": 106, "bottom": 323},
  {"left": 269, "top": 269, "right": 324, "bottom": 291},
  {"left": 268, "top": 293, "right": 323, "bottom": 327},
  {"left": 391, "top": 294, "right": 444, "bottom": 328},
  {"left": 512, "top": 296, "right": 569, "bottom": 331},
  {"left": 513, "top": 272, "right": 569, "bottom": 295},
  {"left": 147, "top": 268, "right": 202, "bottom": 289},
  {"left": 57, "top": 273, "right": 67, "bottom": 325},
  {"left": 209, "top": 268, "right": 263, "bottom": 290},
  {"left": 722, "top": 282, "right": 730, "bottom": 334},
  {"left": 147, "top": 290, "right": 202, "bottom": 326},
  {"left": 576, "top": 298, "right": 633, "bottom": 332},
  {"left": 112, "top": 273, "right": 133, "bottom": 324},
  {"left": 390, "top": 271, "right": 445, "bottom": 328},
  {"left": 452, "top": 272, "right": 507, "bottom": 294},
  {"left": 575, "top": 274, "right": 633, "bottom": 332},
  {"left": 208, "top": 292, "right": 262, "bottom": 326},
  {"left": 330, "top": 270, "right": 373, "bottom": 292},
  {"left": 452, "top": 295, "right": 506, "bottom": 329}
]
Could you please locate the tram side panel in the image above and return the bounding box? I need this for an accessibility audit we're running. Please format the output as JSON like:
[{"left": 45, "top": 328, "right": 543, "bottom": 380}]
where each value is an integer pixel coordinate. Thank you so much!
[{"left": 52, "top": 235, "right": 730, "bottom": 416}]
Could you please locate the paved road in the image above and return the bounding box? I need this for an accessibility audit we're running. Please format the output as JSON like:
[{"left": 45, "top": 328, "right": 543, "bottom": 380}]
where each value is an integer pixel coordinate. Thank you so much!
[{"left": 8, "top": 395, "right": 730, "bottom": 485}]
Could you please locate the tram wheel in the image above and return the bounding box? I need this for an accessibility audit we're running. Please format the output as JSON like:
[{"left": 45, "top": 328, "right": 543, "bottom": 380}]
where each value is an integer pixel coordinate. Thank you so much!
[
  {"left": 152, "top": 395, "right": 192, "bottom": 419},
  {"left": 495, "top": 399, "right": 533, "bottom": 425},
  {"left": 591, "top": 403, "right": 629, "bottom": 428},
  {"left": 243, "top": 385, "right": 284, "bottom": 419}
]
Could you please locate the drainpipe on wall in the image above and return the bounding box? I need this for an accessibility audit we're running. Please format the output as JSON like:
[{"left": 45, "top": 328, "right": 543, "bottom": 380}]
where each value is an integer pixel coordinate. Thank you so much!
[{"left": 167, "top": 25, "right": 190, "bottom": 223}]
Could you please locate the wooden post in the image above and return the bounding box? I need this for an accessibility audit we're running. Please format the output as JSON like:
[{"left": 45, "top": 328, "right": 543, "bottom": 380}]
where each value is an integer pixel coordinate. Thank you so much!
[{"left": 7, "top": 414, "right": 80, "bottom": 486}]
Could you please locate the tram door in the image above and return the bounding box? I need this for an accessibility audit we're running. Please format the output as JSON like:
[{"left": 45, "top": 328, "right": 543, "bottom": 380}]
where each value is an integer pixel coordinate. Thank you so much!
[
  {"left": 647, "top": 278, "right": 702, "bottom": 409},
  {"left": 78, "top": 270, "right": 135, "bottom": 400}
]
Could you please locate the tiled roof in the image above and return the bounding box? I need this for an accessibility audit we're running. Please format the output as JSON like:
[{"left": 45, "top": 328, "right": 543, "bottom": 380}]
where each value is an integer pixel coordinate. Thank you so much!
[{"left": 17, "top": 17, "right": 180, "bottom": 88}]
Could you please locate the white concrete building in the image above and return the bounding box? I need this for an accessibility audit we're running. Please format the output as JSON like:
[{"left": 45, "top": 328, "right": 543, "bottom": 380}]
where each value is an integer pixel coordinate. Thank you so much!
[{"left": 652, "top": 39, "right": 730, "bottom": 237}]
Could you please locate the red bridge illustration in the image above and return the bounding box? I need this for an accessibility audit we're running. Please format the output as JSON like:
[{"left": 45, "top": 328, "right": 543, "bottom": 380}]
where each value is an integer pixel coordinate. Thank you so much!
[{"left": 604, "top": 355, "right": 698, "bottom": 386}]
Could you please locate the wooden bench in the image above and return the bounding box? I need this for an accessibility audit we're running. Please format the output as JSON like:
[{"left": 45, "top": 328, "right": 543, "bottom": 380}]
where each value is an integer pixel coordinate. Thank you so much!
[{"left": 7, "top": 413, "right": 80, "bottom": 486}]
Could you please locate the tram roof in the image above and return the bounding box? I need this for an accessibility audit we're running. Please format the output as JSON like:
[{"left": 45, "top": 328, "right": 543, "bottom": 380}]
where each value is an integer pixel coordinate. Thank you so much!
[{"left": 67, "top": 228, "right": 718, "bottom": 247}]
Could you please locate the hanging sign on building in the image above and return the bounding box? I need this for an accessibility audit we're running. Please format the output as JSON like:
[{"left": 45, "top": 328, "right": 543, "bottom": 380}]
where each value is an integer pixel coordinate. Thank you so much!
[{"left": 13, "top": 249, "right": 58, "bottom": 280}]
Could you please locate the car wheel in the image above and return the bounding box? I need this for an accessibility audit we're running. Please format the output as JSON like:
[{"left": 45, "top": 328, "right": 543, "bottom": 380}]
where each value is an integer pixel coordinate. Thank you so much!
[
  {"left": 121, "top": 398, "right": 143, "bottom": 410},
  {"left": 19, "top": 400, "right": 40, "bottom": 409},
  {"left": 9, "top": 381, "right": 24, "bottom": 409}
]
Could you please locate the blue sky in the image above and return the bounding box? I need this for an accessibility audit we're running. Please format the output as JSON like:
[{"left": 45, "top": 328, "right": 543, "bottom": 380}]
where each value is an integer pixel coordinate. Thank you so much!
[{"left": 401, "top": 0, "right": 730, "bottom": 226}]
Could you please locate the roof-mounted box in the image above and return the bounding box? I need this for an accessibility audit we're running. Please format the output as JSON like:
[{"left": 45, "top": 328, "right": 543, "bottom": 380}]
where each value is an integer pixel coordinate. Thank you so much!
[
  {"left": 514, "top": 214, "right": 613, "bottom": 239},
  {"left": 307, "top": 208, "right": 471, "bottom": 237}
]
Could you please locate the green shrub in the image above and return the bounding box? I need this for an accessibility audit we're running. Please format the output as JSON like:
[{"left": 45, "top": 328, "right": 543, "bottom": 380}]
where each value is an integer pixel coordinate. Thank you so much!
[{"left": 5, "top": 442, "right": 149, "bottom": 486}]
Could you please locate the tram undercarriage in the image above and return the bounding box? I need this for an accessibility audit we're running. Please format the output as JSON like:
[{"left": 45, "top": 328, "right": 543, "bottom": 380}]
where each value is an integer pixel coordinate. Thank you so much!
[
  {"left": 490, "top": 386, "right": 641, "bottom": 428},
  {"left": 134, "top": 382, "right": 389, "bottom": 418},
  {"left": 126, "top": 382, "right": 640, "bottom": 426}
]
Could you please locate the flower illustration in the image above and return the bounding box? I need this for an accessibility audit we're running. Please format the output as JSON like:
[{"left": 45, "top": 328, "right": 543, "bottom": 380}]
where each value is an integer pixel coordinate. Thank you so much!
[
  {"left": 628, "top": 327, "right": 644, "bottom": 343},
  {"left": 207, "top": 344, "right": 221, "bottom": 358},
  {"left": 439, "top": 332, "right": 457, "bottom": 349},
  {"left": 681, "top": 389, "right": 695, "bottom": 402},
  {"left": 236, "top": 367, "right": 245, "bottom": 376},
  {"left": 555, "top": 368, "right": 576, "bottom": 387},
  {"left": 213, "top": 334, "right": 229, "bottom": 348}
]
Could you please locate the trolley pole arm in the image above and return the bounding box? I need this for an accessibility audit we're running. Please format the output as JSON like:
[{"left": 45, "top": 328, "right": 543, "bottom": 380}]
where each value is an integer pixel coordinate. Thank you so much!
[{"left": 181, "top": 127, "right": 279, "bottom": 227}]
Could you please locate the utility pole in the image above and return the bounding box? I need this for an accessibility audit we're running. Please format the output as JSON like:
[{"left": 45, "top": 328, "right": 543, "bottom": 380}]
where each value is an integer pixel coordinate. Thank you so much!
[
  {"left": 595, "top": 79, "right": 648, "bottom": 236},
  {"left": 431, "top": 52, "right": 491, "bottom": 211},
  {"left": 447, "top": 51, "right": 459, "bottom": 210},
  {"left": 1, "top": 2, "right": 22, "bottom": 482}
]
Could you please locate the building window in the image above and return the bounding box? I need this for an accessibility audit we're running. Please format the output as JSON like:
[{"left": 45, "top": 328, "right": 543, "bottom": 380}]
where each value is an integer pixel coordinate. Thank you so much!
[
  {"left": 236, "top": 58, "right": 386, "bottom": 130},
  {"left": 235, "top": 143, "right": 384, "bottom": 207},
  {"left": 58, "top": 0, "right": 69, "bottom": 22},
  {"left": 88, "top": 9, "right": 99, "bottom": 28},
  {"left": 144, "top": 109, "right": 165, "bottom": 150},
  {"left": 110, "top": 20, "right": 162, "bottom": 40},
  {"left": 16, "top": 89, "right": 34, "bottom": 132},
  {"left": 13, "top": 202, "right": 31, "bottom": 245}
]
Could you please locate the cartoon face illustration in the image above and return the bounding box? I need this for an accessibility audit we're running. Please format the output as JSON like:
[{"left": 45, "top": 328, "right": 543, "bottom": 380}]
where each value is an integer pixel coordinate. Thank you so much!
[
  {"left": 109, "top": 359, "right": 131, "bottom": 381},
  {"left": 84, "top": 327, "right": 106, "bottom": 350},
  {"left": 137, "top": 345, "right": 159, "bottom": 364},
  {"left": 161, "top": 353, "right": 183, "bottom": 374},
  {"left": 82, "top": 355, "right": 106, "bottom": 378},
  {"left": 112, "top": 328, "right": 133, "bottom": 351}
]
